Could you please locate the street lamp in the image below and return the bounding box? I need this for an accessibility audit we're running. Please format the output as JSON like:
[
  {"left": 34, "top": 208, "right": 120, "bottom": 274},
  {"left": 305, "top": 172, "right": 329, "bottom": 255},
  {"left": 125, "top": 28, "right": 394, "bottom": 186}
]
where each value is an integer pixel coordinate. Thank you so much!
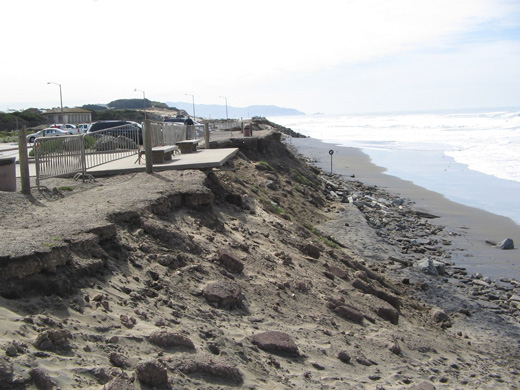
[
  {"left": 134, "top": 88, "right": 146, "bottom": 119},
  {"left": 220, "top": 96, "right": 228, "bottom": 119},
  {"left": 47, "top": 82, "right": 63, "bottom": 114},
  {"left": 185, "top": 93, "right": 196, "bottom": 121}
]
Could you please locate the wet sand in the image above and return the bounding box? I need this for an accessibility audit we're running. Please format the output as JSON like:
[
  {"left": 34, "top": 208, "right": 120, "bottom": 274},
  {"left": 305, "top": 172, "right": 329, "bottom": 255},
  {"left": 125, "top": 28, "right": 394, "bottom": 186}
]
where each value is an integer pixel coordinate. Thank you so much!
[{"left": 289, "top": 136, "right": 520, "bottom": 281}]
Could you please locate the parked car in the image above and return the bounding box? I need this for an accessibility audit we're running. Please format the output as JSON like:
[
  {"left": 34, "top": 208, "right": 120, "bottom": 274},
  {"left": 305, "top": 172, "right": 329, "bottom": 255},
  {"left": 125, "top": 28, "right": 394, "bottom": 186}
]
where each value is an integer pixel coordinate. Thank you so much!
[
  {"left": 49, "top": 123, "right": 81, "bottom": 134},
  {"left": 26, "top": 128, "right": 72, "bottom": 143},
  {"left": 77, "top": 123, "right": 91, "bottom": 133},
  {"left": 87, "top": 120, "right": 143, "bottom": 144},
  {"left": 164, "top": 117, "right": 187, "bottom": 123},
  {"left": 164, "top": 116, "right": 204, "bottom": 137}
]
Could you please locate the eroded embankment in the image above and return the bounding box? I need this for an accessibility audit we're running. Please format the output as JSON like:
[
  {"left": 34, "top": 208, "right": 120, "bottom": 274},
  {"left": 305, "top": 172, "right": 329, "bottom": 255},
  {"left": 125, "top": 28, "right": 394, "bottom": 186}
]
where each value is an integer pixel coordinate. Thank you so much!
[{"left": 0, "top": 131, "right": 519, "bottom": 390}]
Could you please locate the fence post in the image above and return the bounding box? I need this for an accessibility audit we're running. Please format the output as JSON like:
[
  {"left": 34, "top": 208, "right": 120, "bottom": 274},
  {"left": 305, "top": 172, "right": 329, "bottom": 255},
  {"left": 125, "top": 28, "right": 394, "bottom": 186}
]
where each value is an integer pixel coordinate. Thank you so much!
[
  {"left": 143, "top": 120, "right": 153, "bottom": 174},
  {"left": 80, "top": 133, "right": 87, "bottom": 182},
  {"left": 204, "top": 123, "right": 210, "bottom": 149},
  {"left": 17, "top": 125, "right": 31, "bottom": 195}
]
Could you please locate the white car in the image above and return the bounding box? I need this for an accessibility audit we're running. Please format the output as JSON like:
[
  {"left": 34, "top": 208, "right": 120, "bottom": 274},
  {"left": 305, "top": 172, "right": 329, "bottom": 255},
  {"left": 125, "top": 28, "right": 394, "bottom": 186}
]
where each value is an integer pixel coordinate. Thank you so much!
[
  {"left": 77, "top": 123, "right": 91, "bottom": 133},
  {"left": 26, "top": 128, "right": 72, "bottom": 143}
]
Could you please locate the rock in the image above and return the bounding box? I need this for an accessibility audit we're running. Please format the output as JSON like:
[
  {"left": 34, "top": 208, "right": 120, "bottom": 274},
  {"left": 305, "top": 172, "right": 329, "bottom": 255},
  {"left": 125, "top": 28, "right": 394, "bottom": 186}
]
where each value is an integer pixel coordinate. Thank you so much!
[
  {"left": 34, "top": 329, "right": 72, "bottom": 351},
  {"left": 413, "top": 258, "right": 445, "bottom": 276},
  {"left": 390, "top": 341, "right": 401, "bottom": 355},
  {"left": 326, "top": 297, "right": 364, "bottom": 324},
  {"left": 408, "top": 381, "right": 437, "bottom": 390},
  {"left": 217, "top": 248, "right": 244, "bottom": 273},
  {"left": 0, "top": 357, "right": 14, "bottom": 387},
  {"left": 337, "top": 351, "right": 351, "bottom": 363},
  {"left": 135, "top": 360, "right": 168, "bottom": 387},
  {"left": 4, "top": 343, "right": 18, "bottom": 357},
  {"left": 178, "top": 359, "right": 243, "bottom": 384},
  {"left": 335, "top": 304, "right": 365, "bottom": 324},
  {"left": 109, "top": 352, "right": 128, "bottom": 368},
  {"left": 120, "top": 315, "right": 136, "bottom": 328},
  {"left": 251, "top": 331, "right": 299, "bottom": 356},
  {"left": 203, "top": 281, "right": 243, "bottom": 309},
  {"left": 496, "top": 238, "right": 514, "bottom": 250},
  {"left": 264, "top": 180, "right": 278, "bottom": 190},
  {"left": 431, "top": 307, "right": 452, "bottom": 327},
  {"left": 375, "top": 305, "right": 399, "bottom": 325},
  {"left": 148, "top": 330, "right": 195, "bottom": 349},
  {"left": 30, "top": 368, "right": 55, "bottom": 390},
  {"left": 431, "top": 307, "right": 449, "bottom": 322},
  {"left": 352, "top": 278, "right": 400, "bottom": 309},
  {"left": 354, "top": 270, "right": 368, "bottom": 281},
  {"left": 104, "top": 377, "right": 134, "bottom": 390},
  {"left": 325, "top": 264, "right": 349, "bottom": 279},
  {"left": 356, "top": 357, "right": 373, "bottom": 366},
  {"left": 302, "top": 243, "right": 320, "bottom": 259}
]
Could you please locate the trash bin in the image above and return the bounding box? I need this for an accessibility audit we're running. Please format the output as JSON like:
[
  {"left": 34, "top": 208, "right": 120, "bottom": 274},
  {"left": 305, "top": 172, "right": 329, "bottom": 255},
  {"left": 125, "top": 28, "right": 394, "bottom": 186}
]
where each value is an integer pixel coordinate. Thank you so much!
[
  {"left": 243, "top": 124, "right": 252, "bottom": 137},
  {"left": 0, "top": 157, "right": 16, "bottom": 192}
]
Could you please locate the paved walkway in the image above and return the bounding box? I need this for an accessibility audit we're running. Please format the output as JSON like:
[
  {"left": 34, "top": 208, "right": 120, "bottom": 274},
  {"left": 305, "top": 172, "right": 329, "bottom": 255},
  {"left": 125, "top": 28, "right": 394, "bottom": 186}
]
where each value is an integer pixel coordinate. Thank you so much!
[
  {"left": 10, "top": 147, "right": 239, "bottom": 179},
  {"left": 1, "top": 129, "right": 273, "bottom": 190}
]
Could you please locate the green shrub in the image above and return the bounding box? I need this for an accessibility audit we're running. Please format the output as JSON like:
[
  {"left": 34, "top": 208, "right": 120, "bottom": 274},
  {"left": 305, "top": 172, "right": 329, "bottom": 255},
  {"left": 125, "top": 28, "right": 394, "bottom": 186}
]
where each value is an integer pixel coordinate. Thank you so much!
[
  {"left": 304, "top": 224, "right": 340, "bottom": 249},
  {"left": 84, "top": 135, "right": 97, "bottom": 149},
  {"left": 292, "top": 169, "right": 311, "bottom": 186},
  {"left": 258, "top": 161, "right": 274, "bottom": 171},
  {"left": 34, "top": 139, "right": 65, "bottom": 157}
]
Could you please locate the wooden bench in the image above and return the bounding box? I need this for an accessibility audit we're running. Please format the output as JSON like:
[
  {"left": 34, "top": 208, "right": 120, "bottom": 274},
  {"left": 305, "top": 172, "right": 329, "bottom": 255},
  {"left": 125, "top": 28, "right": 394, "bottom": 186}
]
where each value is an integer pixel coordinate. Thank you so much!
[
  {"left": 137, "top": 145, "right": 179, "bottom": 164},
  {"left": 175, "top": 139, "right": 200, "bottom": 154}
]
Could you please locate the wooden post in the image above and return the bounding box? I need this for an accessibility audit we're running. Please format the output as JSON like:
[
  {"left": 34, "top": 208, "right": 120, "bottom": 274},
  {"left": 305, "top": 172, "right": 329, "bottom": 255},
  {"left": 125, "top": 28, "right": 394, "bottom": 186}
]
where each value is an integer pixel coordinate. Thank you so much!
[
  {"left": 143, "top": 120, "right": 153, "bottom": 174},
  {"left": 204, "top": 122, "right": 210, "bottom": 149},
  {"left": 18, "top": 125, "right": 31, "bottom": 195}
]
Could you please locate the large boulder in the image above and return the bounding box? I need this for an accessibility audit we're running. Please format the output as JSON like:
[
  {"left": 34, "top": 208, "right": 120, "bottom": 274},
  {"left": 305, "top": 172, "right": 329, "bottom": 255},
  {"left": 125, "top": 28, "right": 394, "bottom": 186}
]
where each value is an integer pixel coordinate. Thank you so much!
[
  {"left": 302, "top": 243, "right": 321, "bottom": 259},
  {"left": 135, "top": 360, "right": 168, "bottom": 387},
  {"left": 326, "top": 297, "right": 364, "bottom": 324},
  {"left": 217, "top": 248, "right": 244, "bottom": 273},
  {"left": 178, "top": 359, "right": 243, "bottom": 384},
  {"left": 203, "top": 281, "right": 243, "bottom": 309},
  {"left": 148, "top": 330, "right": 195, "bottom": 349},
  {"left": 251, "top": 331, "right": 299, "bottom": 356},
  {"left": 34, "top": 329, "right": 72, "bottom": 351}
]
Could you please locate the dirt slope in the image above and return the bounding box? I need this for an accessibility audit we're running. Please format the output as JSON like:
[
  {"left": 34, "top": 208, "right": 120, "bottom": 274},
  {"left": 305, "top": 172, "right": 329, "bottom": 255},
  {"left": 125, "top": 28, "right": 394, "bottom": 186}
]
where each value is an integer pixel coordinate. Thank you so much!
[{"left": 0, "top": 131, "right": 519, "bottom": 389}]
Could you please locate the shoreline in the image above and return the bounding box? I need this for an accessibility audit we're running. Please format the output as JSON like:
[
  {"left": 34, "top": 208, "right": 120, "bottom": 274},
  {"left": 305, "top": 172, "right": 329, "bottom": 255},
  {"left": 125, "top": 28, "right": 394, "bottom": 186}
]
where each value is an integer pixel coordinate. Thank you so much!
[{"left": 289, "top": 136, "right": 520, "bottom": 282}]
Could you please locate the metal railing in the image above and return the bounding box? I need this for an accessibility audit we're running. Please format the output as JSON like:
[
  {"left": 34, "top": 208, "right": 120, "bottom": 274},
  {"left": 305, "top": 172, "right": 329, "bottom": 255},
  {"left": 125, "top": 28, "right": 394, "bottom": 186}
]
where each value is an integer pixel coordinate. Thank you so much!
[
  {"left": 83, "top": 125, "right": 141, "bottom": 169},
  {"left": 148, "top": 122, "right": 187, "bottom": 147},
  {"left": 34, "top": 124, "right": 141, "bottom": 188}
]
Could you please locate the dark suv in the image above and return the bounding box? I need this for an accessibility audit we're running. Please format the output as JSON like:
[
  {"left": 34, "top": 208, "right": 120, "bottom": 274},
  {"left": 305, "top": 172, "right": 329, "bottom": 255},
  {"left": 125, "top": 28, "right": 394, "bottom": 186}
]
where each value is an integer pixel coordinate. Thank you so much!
[
  {"left": 87, "top": 120, "right": 143, "bottom": 144},
  {"left": 164, "top": 117, "right": 187, "bottom": 123}
]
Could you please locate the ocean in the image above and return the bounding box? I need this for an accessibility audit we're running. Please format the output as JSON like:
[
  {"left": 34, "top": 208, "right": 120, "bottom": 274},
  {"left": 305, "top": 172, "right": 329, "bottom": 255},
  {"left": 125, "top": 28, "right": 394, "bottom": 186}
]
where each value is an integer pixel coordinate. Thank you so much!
[{"left": 270, "top": 108, "right": 520, "bottom": 226}]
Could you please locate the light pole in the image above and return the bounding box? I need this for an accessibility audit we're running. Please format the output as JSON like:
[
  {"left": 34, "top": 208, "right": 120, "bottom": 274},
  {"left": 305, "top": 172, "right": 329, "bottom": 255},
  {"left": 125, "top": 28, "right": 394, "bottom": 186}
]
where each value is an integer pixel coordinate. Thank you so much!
[
  {"left": 185, "top": 93, "right": 196, "bottom": 121},
  {"left": 134, "top": 88, "right": 146, "bottom": 119},
  {"left": 47, "top": 82, "right": 63, "bottom": 114},
  {"left": 220, "top": 96, "right": 228, "bottom": 119}
]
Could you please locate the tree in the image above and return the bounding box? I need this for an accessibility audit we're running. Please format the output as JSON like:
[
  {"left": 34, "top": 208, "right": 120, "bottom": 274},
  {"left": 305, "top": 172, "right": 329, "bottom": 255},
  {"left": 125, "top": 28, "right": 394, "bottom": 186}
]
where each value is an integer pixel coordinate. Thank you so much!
[{"left": 108, "top": 99, "right": 153, "bottom": 110}]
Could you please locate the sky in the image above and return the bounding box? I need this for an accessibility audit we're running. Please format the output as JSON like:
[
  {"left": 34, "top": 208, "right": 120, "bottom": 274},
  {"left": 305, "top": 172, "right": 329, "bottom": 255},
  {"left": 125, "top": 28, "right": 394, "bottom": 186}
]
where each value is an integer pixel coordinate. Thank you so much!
[{"left": 1, "top": 0, "right": 520, "bottom": 115}]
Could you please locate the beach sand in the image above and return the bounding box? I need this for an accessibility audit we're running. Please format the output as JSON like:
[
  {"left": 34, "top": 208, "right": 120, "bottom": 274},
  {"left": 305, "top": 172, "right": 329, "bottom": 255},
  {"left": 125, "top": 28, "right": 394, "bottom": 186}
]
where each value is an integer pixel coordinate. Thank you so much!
[{"left": 289, "top": 136, "right": 520, "bottom": 281}]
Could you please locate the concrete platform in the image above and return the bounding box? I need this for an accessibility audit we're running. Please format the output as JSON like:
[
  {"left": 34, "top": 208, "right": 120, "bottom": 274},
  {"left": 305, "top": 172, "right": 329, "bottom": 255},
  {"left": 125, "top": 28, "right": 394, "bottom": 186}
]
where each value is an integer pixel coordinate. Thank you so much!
[{"left": 14, "top": 148, "right": 239, "bottom": 178}]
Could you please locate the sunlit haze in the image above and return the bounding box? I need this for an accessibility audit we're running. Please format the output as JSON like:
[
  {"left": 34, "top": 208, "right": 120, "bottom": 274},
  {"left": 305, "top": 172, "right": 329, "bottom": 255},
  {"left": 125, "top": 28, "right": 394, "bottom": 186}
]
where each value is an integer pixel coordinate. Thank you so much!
[{"left": 2, "top": 0, "right": 519, "bottom": 114}]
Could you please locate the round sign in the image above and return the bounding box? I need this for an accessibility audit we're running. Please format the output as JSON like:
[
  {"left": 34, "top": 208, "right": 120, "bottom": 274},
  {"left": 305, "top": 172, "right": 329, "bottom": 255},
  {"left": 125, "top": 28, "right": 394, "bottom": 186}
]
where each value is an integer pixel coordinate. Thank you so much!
[{"left": 329, "top": 150, "right": 334, "bottom": 155}]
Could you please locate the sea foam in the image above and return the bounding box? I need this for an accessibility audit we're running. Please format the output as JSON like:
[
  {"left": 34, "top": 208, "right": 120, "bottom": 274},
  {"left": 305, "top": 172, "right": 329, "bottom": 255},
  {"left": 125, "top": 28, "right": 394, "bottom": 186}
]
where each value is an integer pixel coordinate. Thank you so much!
[{"left": 272, "top": 109, "right": 520, "bottom": 224}]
